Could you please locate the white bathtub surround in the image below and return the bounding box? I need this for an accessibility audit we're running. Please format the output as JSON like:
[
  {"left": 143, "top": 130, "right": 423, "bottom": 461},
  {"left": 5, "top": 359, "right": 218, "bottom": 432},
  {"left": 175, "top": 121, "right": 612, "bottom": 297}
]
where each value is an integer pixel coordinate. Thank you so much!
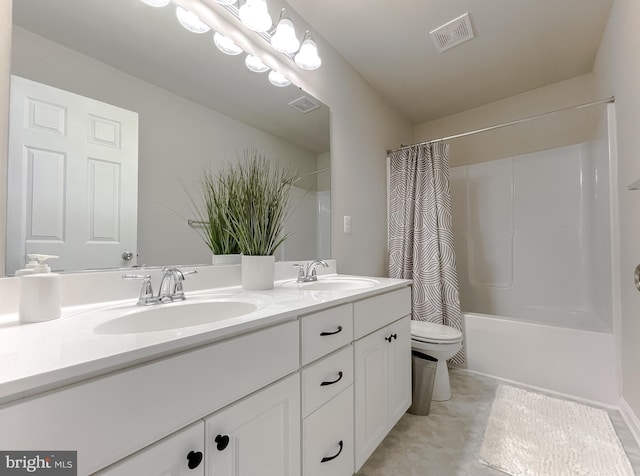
[
  {"left": 463, "top": 312, "right": 617, "bottom": 404},
  {"left": 388, "top": 142, "right": 465, "bottom": 364},
  {"left": 479, "top": 385, "right": 634, "bottom": 475},
  {"left": 450, "top": 141, "right": 612, "bottom": 333}
]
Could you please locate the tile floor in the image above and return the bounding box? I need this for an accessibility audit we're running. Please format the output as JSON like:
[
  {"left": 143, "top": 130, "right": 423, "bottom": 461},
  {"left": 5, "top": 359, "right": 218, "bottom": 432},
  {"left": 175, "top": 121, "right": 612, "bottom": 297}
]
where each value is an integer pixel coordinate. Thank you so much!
[{"left": 357, "top": 369, "right": 640, "bottom": 476}]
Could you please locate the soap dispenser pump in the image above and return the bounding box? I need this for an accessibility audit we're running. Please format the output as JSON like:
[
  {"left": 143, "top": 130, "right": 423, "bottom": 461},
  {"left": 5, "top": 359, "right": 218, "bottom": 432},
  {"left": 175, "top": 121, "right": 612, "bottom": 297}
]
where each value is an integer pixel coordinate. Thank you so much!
[{"left": 18, "top": 254, "right": 61, "bottom": 323}]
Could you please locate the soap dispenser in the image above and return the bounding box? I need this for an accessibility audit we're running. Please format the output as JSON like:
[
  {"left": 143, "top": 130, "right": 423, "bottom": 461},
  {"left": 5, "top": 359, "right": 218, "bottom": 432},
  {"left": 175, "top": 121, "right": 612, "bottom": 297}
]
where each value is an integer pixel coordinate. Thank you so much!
[{"left": 17, "top": 254, "right": 61, "bottom": 323}]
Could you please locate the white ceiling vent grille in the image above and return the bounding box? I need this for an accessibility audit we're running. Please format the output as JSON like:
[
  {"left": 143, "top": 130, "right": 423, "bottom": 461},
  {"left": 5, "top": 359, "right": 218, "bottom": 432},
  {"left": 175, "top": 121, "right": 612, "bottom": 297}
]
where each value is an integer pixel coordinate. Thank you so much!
[
  {"left": 288, "top": 95, "right": 321, "bottom": 114},
  {"left": 430, "top": 13, "right": 475, "bottom": 53}
]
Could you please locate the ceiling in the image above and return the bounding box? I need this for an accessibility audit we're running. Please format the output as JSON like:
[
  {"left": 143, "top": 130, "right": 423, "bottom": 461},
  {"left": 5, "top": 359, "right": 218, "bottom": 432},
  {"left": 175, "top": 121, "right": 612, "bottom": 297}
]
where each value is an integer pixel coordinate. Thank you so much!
[{"left": 287, "top": 0, "right": 614, "bottom": 124}]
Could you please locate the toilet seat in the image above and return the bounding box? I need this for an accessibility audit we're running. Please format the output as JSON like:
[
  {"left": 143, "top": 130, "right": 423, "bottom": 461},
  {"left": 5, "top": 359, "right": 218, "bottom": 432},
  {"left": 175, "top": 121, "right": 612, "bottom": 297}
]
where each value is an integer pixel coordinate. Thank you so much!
[{"left": 411, "top": 320, "right": 462, "bottom": 344}]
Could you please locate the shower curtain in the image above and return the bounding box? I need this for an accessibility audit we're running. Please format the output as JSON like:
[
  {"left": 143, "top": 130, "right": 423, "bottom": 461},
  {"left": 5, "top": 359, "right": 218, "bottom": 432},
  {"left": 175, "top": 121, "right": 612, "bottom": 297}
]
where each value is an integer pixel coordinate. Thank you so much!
[{"left": 388, "top": 142, "right": 464, "bottom": 363}]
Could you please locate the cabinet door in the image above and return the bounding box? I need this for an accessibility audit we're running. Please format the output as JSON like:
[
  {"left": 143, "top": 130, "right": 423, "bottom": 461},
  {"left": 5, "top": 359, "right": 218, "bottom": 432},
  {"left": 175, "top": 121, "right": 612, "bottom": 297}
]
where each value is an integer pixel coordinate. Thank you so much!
[
  {"left": 387, "top": 315, "right": 412, "bottom": 427},
  {"left": 303, "top": 385, "right": 354, "bottom": 476},
  {"left": 95, "top": 421, "right": 204, "bottom": 476},
  {"left": 205, "top": 374, "right": 300, "bottom": 476},
  {"left": 354, "top": 326, "right": 389, "bottom": 471}
]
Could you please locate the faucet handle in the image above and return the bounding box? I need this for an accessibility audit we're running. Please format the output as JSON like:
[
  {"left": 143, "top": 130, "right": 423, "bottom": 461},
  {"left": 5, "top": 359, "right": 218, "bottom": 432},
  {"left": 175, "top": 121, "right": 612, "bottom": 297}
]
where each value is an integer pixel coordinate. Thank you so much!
[
  {"left": 122, "top": 274, "right": 156, "bottom": 305},
  {"left": 293, "top": 264, "right": 306, "bottom": 282}
]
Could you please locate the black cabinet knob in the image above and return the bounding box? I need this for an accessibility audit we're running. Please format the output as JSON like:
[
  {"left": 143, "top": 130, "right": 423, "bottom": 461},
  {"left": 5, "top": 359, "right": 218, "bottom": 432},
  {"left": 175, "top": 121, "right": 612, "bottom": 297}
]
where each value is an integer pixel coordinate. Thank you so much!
[
  {"left": 186, "top": 450, "right": 203, "bottom": 469},
  {"left": 215, "top": 434, "right": 230, "bottom": 451}
]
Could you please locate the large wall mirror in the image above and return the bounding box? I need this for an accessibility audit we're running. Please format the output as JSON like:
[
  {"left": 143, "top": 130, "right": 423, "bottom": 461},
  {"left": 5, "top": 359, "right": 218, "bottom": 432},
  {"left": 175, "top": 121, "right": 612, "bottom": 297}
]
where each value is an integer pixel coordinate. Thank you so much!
[{"left": 5, "top": 0, "right": 330, "bottom": 276}]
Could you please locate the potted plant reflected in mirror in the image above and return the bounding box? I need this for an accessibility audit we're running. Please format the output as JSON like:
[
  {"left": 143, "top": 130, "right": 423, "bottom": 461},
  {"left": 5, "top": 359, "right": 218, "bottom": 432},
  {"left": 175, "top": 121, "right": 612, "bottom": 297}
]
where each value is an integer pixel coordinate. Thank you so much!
[
  {"left": 185, "top": 168, "right": 241, "bottom": 265},
  {"left": 223, "top": 150, "right": 297, "bottom": 290}
]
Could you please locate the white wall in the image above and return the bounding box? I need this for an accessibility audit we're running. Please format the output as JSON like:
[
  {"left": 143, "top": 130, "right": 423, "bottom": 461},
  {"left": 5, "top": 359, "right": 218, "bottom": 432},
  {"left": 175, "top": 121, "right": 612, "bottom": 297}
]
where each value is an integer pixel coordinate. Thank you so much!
[
  {"left": 592, "top": 0, "right": 640, "bottom": 428},
  {"left": 0, "top": 0, "right": 10, "bottom": 276},
  {"left": 10, "top": 27, "right": 320, "bottom": 267},
  {"left": 414, "top": 74, "right": 600, "bottom": 167}
]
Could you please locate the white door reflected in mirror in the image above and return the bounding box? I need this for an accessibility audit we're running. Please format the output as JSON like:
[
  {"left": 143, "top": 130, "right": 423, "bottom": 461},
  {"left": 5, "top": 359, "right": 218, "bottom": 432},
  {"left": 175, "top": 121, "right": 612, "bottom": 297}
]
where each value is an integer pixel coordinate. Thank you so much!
[{"left": 6, "top": 76, "right": 139, "bottom": 275}]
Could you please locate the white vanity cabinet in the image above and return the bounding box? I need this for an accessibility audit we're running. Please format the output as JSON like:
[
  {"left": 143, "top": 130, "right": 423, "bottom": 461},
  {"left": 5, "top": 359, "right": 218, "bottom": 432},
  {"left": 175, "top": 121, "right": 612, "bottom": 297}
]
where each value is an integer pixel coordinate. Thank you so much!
[
  {"left": 204, "top": 373, "right": 301, "bottom": 476},
  {"left": 95, "top": 421, "right": 205, "bottom": 476},
  {"left": 353, "top": 288, "right": 412, "bottom": 471}
]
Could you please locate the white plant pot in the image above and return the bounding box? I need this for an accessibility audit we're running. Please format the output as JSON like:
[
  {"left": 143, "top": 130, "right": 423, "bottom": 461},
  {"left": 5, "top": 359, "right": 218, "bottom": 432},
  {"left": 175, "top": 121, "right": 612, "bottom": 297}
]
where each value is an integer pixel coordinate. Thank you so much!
[
  {"left": 241, "top": 255, "right": 275, "bottom": 290},
  {"left": 212, "top": 254, "right": 241, "bottom": 265}
]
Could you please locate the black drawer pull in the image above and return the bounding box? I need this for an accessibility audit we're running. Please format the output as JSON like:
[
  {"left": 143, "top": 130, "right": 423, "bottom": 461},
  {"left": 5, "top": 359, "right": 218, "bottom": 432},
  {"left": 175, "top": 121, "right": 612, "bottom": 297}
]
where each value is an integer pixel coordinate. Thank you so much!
[
  {"left": 320, "top": 326, "right": 343, "bottom": 337},
  {"left": 320, "top": 371, "right": 343, "bottom": 387},
  {"left": 321, "top": 440, "right": 344, "bottom": 463},
  {"left": 385, "top": 333, "right": 398, "bottom": 343},
  {"left": 215, "top": 434, "right": 230, "bottom": 451},
  {"left": 186, "top": 450, "right": 203, "bottom": 469}
]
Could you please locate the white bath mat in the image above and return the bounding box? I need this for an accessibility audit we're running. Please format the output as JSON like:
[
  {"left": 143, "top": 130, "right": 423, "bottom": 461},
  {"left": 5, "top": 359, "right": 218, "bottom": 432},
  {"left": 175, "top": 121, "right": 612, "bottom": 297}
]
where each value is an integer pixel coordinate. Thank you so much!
[{"left": 479, "top": 385, "right": 634, "bottom": 476}]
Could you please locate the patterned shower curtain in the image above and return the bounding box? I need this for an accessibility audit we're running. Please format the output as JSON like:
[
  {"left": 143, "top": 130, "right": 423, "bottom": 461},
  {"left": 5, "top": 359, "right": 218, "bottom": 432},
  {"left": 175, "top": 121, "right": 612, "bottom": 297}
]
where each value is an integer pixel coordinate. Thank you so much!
[{"left": 388, "top": 142, "right": 465, "bottom": 364}]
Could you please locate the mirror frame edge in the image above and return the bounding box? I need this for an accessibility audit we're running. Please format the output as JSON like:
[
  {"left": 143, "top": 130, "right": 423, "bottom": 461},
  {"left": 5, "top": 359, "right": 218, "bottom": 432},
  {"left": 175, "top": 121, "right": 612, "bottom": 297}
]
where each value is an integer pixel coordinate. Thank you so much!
[{"left": 0, "top": 1, "right": 12, "bottom": 278}]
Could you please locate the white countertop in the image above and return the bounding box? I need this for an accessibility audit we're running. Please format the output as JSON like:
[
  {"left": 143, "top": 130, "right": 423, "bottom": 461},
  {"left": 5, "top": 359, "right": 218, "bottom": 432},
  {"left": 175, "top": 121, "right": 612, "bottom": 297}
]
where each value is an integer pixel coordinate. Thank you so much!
[{"left": 0, "top": 274, "right": 410, "bottom": 404}]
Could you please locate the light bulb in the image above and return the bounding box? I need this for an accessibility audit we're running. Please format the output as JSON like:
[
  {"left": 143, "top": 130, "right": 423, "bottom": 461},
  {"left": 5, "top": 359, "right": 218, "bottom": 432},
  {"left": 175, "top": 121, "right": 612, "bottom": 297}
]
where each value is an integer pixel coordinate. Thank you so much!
[
  {"left": 215, "top": 0, "right": 237, "bottom": 4},
  {"left": 175, "top": 6, "right": 211, "bottom": 34},
  {"left": 239, "top": 0, "right": 272, "bottom": 33},
  {"left": 270, "top": 9, "right": 300, "bottom": 54},
  {"left": 245, "top": 55, "right": 269, "bottom": 73},
  {"left": 140, "top": 0, "right": 170, "bottom": 7},
  {"left": 214, "top": 32, "right": 243, "bottom": 55},
  {"left": 268, "top": 70, "right": 291, "bottom": 87},
  {"left": 294, "top": 31, "right": 322, "bottom": 70}
]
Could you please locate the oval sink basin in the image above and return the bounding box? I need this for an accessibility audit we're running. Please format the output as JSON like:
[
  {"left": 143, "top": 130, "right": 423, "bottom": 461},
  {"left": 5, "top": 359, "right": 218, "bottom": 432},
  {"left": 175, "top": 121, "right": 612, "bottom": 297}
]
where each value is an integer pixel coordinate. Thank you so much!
[
  {"left": 94, "top": 300, "right": 258, "bottom": 335},
  {"left": 283, "top": 277, "right": 379, "bottom": 291}
]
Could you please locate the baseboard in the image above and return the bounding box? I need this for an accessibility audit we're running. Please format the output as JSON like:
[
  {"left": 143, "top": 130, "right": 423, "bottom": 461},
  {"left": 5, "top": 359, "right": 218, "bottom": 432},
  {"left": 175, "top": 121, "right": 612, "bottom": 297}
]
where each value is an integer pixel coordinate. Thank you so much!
[
  {"left": 619, "top": 397, "right": 640, "bottom": 448},
  {"left": 452, "top": 367, "right": 619, "bottom": 411}
]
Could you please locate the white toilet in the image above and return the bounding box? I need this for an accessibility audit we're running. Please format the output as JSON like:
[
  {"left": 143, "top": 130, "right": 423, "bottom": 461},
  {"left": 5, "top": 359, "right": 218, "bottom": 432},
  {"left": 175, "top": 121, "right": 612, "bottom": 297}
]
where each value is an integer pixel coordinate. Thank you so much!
[{"left": 410, "top": 320, "right": 463, "bottom": 402}]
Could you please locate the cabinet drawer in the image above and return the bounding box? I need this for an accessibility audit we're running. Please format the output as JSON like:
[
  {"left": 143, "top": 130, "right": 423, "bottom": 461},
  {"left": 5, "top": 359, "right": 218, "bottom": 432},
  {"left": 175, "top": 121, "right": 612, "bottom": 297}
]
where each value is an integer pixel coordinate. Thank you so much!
[
  {"left": 353, "top": 287, "right": 411, "bottom": 339},
  {"left": 301, "top": 304, "right": 353, "bottom": 365},
  {"left": 302, "top": 346, "right": 353, "bottom": 418},
  {"left": 0, "top": 320, "right": 299, "bottom": 475},
  {"left": 303, "top": 385, "right": 354, "bottom": 476},
  {"left": 95, "top": 421, "right": 205, "bottom": 475}
]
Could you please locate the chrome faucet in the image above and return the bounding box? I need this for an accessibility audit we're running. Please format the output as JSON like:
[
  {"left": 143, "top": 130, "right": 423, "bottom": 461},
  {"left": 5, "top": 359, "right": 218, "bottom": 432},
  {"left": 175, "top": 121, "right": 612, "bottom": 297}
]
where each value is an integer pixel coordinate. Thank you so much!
[
  {"left": 123, "top": 267, "right": 197, "bottom": 305},
  {"left": 294, "top": 260, "right": 329, "bottom": 283}
]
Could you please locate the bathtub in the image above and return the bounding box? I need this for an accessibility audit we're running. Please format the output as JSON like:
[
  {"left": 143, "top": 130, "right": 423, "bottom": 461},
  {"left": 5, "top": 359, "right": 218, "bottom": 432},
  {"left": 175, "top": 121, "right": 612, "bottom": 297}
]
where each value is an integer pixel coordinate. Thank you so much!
[{"left": 461, "top": 312, "right": 618, "bottom": 405}]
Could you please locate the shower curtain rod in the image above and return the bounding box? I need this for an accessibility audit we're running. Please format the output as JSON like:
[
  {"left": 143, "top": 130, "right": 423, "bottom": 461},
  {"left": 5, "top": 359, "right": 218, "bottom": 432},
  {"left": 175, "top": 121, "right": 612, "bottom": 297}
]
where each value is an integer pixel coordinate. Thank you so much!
[{"left": 386, "top": 96, "right": 615, "bottom": 155}]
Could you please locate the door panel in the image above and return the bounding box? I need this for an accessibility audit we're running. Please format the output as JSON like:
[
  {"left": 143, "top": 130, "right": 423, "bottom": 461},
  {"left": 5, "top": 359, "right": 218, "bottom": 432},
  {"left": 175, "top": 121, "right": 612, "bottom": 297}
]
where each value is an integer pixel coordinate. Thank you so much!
[{"left": 6, "top": 75, "right": 138, "bottom": 274}]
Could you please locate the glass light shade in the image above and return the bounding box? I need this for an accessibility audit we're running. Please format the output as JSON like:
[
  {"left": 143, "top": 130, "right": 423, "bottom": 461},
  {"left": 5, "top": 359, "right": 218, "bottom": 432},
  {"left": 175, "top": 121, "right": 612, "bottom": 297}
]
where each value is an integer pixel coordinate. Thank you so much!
[
  {"left": 215, "top": 0, "right": 237, "bottom": 4},
  {"left": 214, "top": 32, "right": 243, "bottom": 55},
  {"left": 268, "top": 70, "right": 291, "bottom": 87},
  {"left": 270, "top": 9, "right": 300, "bottom": 54},
  {"left": 175, "top": 6, "right": 211, "bottom": 34},
  {"left": 294, "top": 31, "right": 321, "bottom": 70},
  {"left": 140, "top": 0, "right": 170, "bottom": 7},
  {"left": 245, "top": 54, "right": 269, "bottom": 73},
  {"left": 239, "top": 0, "right": 272, "bottom": 32}
]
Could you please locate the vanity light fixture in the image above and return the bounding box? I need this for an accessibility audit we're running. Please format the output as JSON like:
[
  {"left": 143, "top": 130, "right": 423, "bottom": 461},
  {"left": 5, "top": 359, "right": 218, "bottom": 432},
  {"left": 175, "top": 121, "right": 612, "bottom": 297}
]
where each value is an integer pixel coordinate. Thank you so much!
[
  {"left": 175, "top": 6, "right": 211, "bottom": 34},
  {"left": 270, "top": 9, "right": 300, "bottom": 54},
  {"left": 294, "top": 31, "right": 322, "bottom": 70},
  {"left": 239, "top": 0, "right": 272, "bottom": 33},
  {"left": 245, "top": 54, "right": 270, "bottom": 73},
  {"left": 214, "top": 32, "right": 243, "bottom": 55},
  {"left": 140, "top": 0, "right": 170, "bottom": 7},
  {"left": 268, "top": 70, "right": 291, "bottom": 87}
]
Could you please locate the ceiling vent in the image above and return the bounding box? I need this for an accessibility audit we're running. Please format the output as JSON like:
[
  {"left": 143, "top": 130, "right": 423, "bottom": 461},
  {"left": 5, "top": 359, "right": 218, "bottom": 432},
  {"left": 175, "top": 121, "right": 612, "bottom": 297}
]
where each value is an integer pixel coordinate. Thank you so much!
[
  {"left": 288, "top": 95, "right": 321, "bottom": 114},
  {"left": 430, "top": 12, "right": 475, "bottom": 53}
]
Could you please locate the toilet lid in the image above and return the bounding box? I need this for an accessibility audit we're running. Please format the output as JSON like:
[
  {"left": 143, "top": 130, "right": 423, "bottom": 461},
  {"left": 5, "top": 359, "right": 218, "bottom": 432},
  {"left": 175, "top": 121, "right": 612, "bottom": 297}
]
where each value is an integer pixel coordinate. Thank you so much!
[{"left": 411, "top": 320, "right": 462, "bottom": 343}]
